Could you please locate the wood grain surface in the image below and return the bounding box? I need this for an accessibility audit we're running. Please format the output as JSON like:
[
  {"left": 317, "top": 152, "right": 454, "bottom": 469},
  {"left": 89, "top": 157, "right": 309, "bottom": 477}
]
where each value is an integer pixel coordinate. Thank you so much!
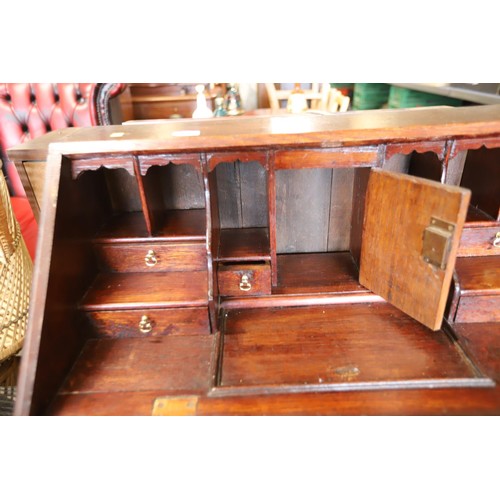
[
  {"left": 93, "top": 241, "right": 207, "bottom": 272},
  {"left": 217, "top": 228, "right": 270, "bottom": 261},
  {"left": 80, "top": 271, "right": 208, "bottom": 310},
  {"left": 360, "top": 169, "right": 470, "bottom": 330},
  {"left": 274, "top": 252, "right": 364, "bottom": 295},
  {"left": 218, "top": 263, "right": 271, "bottom": 297},
  {"left": 59, "top": 336, "right": 214, "bottom": 394},
  {"left": 85, "top": 307, "right": 210, "bottom": 338},
  {"left": 219, "top": 303, "right": 482, "bottom": 389}
]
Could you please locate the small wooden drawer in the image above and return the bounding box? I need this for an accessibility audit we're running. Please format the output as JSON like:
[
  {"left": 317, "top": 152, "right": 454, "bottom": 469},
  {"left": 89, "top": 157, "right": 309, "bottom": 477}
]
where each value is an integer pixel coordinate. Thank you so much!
[
  {"left": 218, "top": 262, "right": 271, "bottom": 297},
  {"left": 93, "top": 242, "right": 207, "bottom": 272},
  {"left": 455, "top": 295, "right": 500, "bottom": 323},
  {"left": 85, "top": 307, "right": 210, "bottom": 338},
  {"left": 458, "top": 224, "right": 500, "bottom": 257}
]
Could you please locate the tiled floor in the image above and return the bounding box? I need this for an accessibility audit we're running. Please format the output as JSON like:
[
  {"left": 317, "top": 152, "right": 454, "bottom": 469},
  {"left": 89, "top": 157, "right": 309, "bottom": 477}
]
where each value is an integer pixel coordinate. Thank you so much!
[
  {"left": 0, "top": 357, "right": 20, "bottom": 416},
  {"left": 0, "top": 391, "right": 15, "bottom": 416}
]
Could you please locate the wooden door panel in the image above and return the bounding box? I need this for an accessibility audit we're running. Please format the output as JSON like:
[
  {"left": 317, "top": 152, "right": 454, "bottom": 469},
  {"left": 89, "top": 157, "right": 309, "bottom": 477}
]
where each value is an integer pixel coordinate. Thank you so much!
[{"left": 359, "top": 169, "right": 470, "bottom": 330}]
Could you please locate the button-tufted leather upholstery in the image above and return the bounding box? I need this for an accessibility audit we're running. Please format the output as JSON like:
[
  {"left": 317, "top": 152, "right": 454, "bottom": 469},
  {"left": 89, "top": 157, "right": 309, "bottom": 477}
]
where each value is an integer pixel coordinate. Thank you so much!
[{"left": 0, "top": 83, "right": 127, "bottom": 258}]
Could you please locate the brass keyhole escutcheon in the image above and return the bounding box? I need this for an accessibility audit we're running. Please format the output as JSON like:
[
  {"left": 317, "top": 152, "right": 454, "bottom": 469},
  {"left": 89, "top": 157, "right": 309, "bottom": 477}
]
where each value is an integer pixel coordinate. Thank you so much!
[
  {"left": 239, "top": 274, "right": 252, "bottom": 292},
  {"left": 493, "top": 232, "right": 500, "bottom": 248},
  {"left": 145, "top": 249, "right": 158, "bottom": 267},
  {"left": 139, "top": 315, "right": 153, "bottom": 334}
]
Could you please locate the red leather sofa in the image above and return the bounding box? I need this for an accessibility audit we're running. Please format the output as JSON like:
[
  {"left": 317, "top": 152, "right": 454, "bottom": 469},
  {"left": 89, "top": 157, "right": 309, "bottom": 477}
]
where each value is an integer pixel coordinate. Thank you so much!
[{"left": 0, "top": 83, "right": 126, "bottom": 260}]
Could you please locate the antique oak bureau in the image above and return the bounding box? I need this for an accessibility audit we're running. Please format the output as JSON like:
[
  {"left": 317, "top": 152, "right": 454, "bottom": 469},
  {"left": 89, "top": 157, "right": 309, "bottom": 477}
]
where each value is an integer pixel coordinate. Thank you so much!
[{"left": 9, "top": 105, "right": 500, "bottom": 415}]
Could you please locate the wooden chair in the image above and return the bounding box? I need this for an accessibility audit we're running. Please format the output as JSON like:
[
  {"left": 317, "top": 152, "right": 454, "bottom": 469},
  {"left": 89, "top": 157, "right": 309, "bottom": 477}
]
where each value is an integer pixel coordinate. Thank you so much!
[
  {"left": 327, "top": 88, "right": 351, "bottom": 112},
  {"left": 264, "top": 83, "right": 350, "bottom": 113}
]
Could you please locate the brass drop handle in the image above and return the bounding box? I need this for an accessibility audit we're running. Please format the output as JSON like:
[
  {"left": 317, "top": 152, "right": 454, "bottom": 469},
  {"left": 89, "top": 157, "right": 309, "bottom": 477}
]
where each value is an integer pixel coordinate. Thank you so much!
[
  {"left": 145, "top": 249, "right": 158, "bottom": 267},
  {"left": 493, "top": 232, "right": 500, "bottom": 248},
  {"left": 239, "top": 274, "right": 252, "bottom": 292},
  {"left": 139, "top": 315, "right": 153, "bottom": 334}
]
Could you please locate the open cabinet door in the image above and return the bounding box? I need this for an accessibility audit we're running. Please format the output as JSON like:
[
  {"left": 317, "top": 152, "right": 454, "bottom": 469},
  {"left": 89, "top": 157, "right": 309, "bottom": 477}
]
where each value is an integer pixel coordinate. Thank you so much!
[{"left": 359, "top": 169, "right": 470, "bottom": 331}]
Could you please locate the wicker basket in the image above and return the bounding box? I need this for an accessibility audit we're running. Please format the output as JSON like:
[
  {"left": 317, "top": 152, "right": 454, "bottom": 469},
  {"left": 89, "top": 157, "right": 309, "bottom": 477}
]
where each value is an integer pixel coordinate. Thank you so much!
[{"left": 0, "top": 174, "right": 33, "bottom": 363}]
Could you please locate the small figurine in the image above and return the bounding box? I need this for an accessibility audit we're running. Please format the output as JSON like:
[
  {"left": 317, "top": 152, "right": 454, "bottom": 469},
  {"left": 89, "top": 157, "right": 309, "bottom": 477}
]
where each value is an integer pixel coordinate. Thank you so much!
[
  {"left": 192, "top": 84, "right": 213, "bottom": 119},
  {"left": 223, "top": 83, "right": 244, "bottom": 116}
]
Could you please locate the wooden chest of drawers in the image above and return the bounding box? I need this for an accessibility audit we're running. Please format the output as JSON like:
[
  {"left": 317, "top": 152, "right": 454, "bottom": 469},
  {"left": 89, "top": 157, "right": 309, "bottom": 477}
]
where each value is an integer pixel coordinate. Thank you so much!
[{"left": 8, "top": 105, "right": 500, "bottom": 415}]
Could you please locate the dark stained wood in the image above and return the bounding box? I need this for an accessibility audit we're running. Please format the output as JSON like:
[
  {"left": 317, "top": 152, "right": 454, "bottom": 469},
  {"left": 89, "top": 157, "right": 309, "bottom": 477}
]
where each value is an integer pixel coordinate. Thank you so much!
[
  {"left": 218, "top": 263, "right": 271, "bottom": 297},
  {"left": 453, "top": 256, "right": 500, "bottom": 323},
  {"left": 455, "top": 296, "right": 500, "bottom": 323},
  {"left": 72, "top": 155, "right": 135, "bottom": 178},
  {"left": 408, "top": 151, "right": 443, "bottom": 182},
  {"left": 214, "top": 161, "right": 268, "bottom": 229},
  {"left": 215, "top": 162, "right": 241, "bottom": 228},
  {"left": 133, "top": 155, "right": 154, "bottom": 235},
  {"left": 15, "top": 154, "right": 101, "bottom": 416},
  {"left": 101, "top": 168, "right": 143, "bottom": 213},
  {"left": 59, "top": 336, "right": 214, "bottom": 395},
  {"left": 460, "top": 147, "right": 500, "bottom": 220},
  {"left": 196, "top": 386, "right": 500, "bottom": 416},
  {"left": 385, "top": 141, "right": 446, "bottom": 160},
  {"left": 220, "top": 293, "right": 384, "bottom": 313},
  {"left": 239, "top": 162, "right": 269, "bottom": 228},
  {"left": 80, "top": 271, "right": 208, "bottom": 310},
  {"left": 138, "top": 153, "right": 201, "bottom": 173},
  {"left": 454, "top": 136, "right": 500, "bottom": 153},
  {"left": 207, "top": 152, "right": 268, "bottom": 172},
  {"left": 93, "top": 242, "right": 207, "bottom": 272},
  {"left": 276, "top": 168, "right": 332, "bottom": 253},
  {"left": 217, "top": 228, "right": 270, "bottom": 262},
  {"left": 200, "top": 153, "right": 216, "bottom": 330},
  {"left": 143, "top": 208, "right": 207, "bottom": 241},
  {"left": 145, "top": 163, "right": 205, "bottom": 210},
  {"left": 46, "top": 323, "right": 500, "bottom": 415},
  {"left": 327, "top": 168, "right": 354, "bottom": 251},
  {"left": 382, "top": 153, "right": 411, "bottom": 173},
  {"left": 139, "top": 163, "right": 205, "bottom": 235},
  {"left": 93, "top": 209, "right": 207, "bottom": 242},
  {"left": 275, "top": 252, "right": 365, "bottom": 295},
  {"left": 360, "top": 169, "right": 470, "bottom": 330},
  {"left": 455, "top": 256, "right": 500, "bottom": 295},
  {"left": 445, "top": 149, "right": 467, "bottom": 185},
  {"left": 9, "top": 105, "right": 500, "bottom": 163},
  {"left": 459, "top": 223, "right": 500, "bottom": 257},
  {"left": 218, "top": 303, "right": 483, "bottom": 389},
  {"left": 274, "top": 147, "right": 378, "bottom": 170},
  {"left": 349, "top": 167, "right": 370, "bottom": 268},
  {"left": 137, "top": 160, "right": 162, "bottom": 235},
  {"left": 17, "top": 160, "right": 45, "bottom": 221},
  {"left": 50, "top": 390, "right": 170, "bottom": 416},
  {"left": 466, "top": 205, "right": 495, "bottom": 223},
  {"left": 205, "top": 159, "right": 220, "bottom": 321},
  {"left": 85, "top": 307, "right": 210, "bottom": 338},
  {"left": 453, "top": 322, "right": 500, "bottom": 381},
  {"left": 267, "top": 153, "right": 278, "bottom": 286},
  {"left": 11, "top": 105, "right": 500, "bottom": 416}
]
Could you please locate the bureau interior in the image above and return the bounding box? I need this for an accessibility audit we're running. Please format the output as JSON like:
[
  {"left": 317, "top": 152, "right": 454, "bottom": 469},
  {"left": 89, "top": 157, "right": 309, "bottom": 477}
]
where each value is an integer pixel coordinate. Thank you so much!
[
  {"left": 211, "top": 160, "right": 270, "bottom": 262},
  {"left": 460, "top": 147, "right": 500, "bottom": 223},
  {"left": 388, "top": 146, "right": 500, "bottom": 223},
  {"left": 26, "top": 156, "right": 212, "bottom": 414}
]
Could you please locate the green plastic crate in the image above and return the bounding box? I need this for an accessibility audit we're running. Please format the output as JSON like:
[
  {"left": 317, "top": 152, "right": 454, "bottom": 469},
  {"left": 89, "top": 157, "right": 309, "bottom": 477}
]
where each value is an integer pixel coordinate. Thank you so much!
[
  {"left": 388, "top": 86, "right": 463, "bottom": 108},
  {"left": 352, "top": 83, "right": 390, "bottom": 110}
]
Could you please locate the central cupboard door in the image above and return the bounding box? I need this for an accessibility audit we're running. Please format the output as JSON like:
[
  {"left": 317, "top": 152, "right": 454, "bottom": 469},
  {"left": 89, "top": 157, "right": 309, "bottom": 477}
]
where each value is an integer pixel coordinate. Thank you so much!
[{"left": 359, "top": 169, "right": 470, "bottom": 330}]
